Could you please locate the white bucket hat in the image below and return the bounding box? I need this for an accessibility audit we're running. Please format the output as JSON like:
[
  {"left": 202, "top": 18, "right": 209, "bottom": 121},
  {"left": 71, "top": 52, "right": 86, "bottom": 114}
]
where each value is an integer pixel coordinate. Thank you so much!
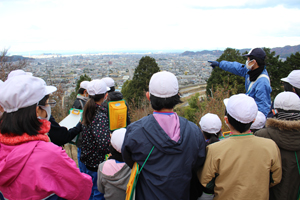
[
  {"left": 0, "top": 75, "right": 57, "bottom": 113},
  {"left": 149, "top": 71, "right": 178, "bottom": 98}
]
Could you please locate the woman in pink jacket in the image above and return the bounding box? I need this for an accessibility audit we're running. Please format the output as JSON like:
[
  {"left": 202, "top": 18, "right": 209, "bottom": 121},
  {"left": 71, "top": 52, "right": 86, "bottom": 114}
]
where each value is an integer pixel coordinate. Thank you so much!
[{"left": 0, "top": 72, "right": 93, "bottom": 200}]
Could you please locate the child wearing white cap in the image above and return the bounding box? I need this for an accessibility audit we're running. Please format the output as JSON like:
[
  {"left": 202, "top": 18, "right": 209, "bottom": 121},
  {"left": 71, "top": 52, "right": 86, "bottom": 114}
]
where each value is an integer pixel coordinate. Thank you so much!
[
  {"left": 0, "top": 75, "right": 92, "bottom": 199},
  {"left": 199, "top": 113, "right": 222, "bottom": 145},
  {"left": 200, "top": 94, "right": 282, "bottom": 200},
  {"left": 281, "top": 70, "right": 300, "bottom": 98},
  {"left": 97, "top": 128, "right": 131, "bottom": 200},
  {"left": 122, "top": 71, "right": 206, "bottom": 200},
  {"left": 255, "top": 91, "right": 300, "bottom": 200},
  {"left": 81, "top": 79, "right": 111, "bottom": 200},
  {"left": 73, "top": 80, "right": 90, "bottom": 110},
  {"left": 250, "top": 111, "right": 266, "bottom": 133}
]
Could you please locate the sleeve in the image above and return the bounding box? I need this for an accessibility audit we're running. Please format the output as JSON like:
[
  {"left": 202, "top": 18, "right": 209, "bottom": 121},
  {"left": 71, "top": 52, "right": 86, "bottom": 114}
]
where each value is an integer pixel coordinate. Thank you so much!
[
  {"left": 41, "top": 146, "right": 93, "bottom": 200},
  {"left": 48, "top": 115, "right": 81, "bottom": 146},
  {"left": 200, "top": 145, "right": 219, "bottom": 190},
  {"left": 193, "top": 127, "right": 206, "bottom": 170},
  {"left": 219, "top": 60, "right": 248, "bottom": 78},
  {"left": 270, "top": 144, "right": 282, "bottom": 187},
  {"left": 254, "top": 128, "right": 271, "bottom": 139},
  {"left": 253, "top": 79, "right": 272, "bottom": 117},
  {"left": 121, "top": 125, "right": 135, "bottom": 168},
  {"left": 97, "top": 163, "right": 105, "bottom": 193}
]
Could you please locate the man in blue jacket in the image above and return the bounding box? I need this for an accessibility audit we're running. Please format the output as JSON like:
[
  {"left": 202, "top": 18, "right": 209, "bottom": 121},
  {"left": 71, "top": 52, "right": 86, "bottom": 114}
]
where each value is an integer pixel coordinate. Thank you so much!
[
  {"left": 209, "top": 48, "right": 271, "bottom": 117},
  {"left": 121, "top": 71, "right": 206, "bottom": 200}
]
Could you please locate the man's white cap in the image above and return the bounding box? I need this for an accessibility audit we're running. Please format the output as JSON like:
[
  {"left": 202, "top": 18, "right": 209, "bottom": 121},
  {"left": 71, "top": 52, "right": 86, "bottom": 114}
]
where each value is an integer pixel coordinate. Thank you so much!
[
  {"left": 101, "top": 77, "right": 115, "bottom": 88},
  {"left": 250, "top": 111, "right": 266, "bottom": 130},
  {"left": 87, "top": 79, "right": 110, "bottom": 96},
  {"left": 80, "top": 81, "right": 89, "bottom": 90},
  {"left": 0, "top": 75, "right": 57, "bottom": 113},
  {"left": 7, "top": 69, "right": 33, "bottom": 79},
  {"left": 274, "top": 91, "right": 300, "bottom": 111},
  {"left": 199, "top": 113, "right": 222, "bottom": 134},
  {"left": 223, "top": 94, "right": 258, "bottom": 123},
  {"left": 281, "top": 70, "right": 300, "bottom": 89},
  {"left": 111, "top": 128, "right": 126, "bottom": 153},
  {"left": 149, "top": 71, "right": 178, "bottom": 98}
]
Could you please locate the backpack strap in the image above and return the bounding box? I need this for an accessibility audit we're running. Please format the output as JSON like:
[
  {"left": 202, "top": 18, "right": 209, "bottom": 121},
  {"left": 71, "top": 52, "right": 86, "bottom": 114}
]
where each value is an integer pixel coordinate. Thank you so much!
[
  {"left": 79, "top": 99, "right": 84, "bottom": 110},
  {"left": 247, "top": 74, "right": 270, "bottom": 94}
]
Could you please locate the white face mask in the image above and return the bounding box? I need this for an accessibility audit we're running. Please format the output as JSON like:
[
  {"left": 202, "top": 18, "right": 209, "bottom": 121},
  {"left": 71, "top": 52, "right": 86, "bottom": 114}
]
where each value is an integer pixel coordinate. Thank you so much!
[
  {"left": 38, "top": 105, "right": 51, "bottom": 121},
  {"left": 245, "top": 60, "right": 254, "bottom": 70}
]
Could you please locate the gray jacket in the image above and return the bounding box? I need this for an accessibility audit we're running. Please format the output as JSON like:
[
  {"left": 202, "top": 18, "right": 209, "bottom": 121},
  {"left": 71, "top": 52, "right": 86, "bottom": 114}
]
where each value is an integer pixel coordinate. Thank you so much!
[{"left": 97, "top": 160, "right": 131, "bottom": 200}]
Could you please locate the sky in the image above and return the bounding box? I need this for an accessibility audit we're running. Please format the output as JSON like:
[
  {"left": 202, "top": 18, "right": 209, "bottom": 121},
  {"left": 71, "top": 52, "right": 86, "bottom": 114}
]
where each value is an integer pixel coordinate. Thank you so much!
[{"left": 1, "top": 0, "right": 300, "bottom": 55}]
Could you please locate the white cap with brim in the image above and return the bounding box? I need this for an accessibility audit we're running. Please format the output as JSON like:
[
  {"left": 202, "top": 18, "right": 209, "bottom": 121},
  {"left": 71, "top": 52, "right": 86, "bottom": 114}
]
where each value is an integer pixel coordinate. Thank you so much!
[
  {"left": 0, "top": 75, "right": 57, "bottom": 113},
  {"left": 7, "top": 69, "right": 33, "bottom": 79},
  {"left": 87, "top": 79, "right": 110, "bottom": 96},
  {"left": 281, "top": 70, "right": 300, "bottom": 89},
  {"left": 80, "top": 81, "right": 90, "bottom": 90},
  {"left": 101, "top": 77, "right": 115, "bottom": 88},
  {"left": 149, "top": 71, "right": 178, "bottom": 98},
  {"left": 224, "top": 94, "right": 258, "bottom": 124},
  {"left": 250, "top": 111, "right": 266, "bottom": 130},
  {"left": 111, "top": 128, "right": 126, "bottom": 153},
  {"left": 199, "top": 113, "right": 222, "bottom": 134},
  {"left": 274, "top": 91, "right": 300, "bottom": 111}
]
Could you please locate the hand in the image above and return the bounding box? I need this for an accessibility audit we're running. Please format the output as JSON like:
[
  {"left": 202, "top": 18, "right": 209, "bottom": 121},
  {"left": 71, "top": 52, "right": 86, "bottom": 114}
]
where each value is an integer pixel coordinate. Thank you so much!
[{"left": 208, "top": 61, "right": 219, "bottom": 69}]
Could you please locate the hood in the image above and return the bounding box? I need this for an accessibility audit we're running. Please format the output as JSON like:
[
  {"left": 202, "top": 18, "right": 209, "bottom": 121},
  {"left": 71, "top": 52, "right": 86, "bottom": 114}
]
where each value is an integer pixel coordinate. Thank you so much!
[
  {"left": 99, "top": 162, "right": 131, "bottom": 190},
  {"left": 142, "top": 115, "right": 188, "bottom": 154},
  {"left": 0, "top": 141, "right": 39, "bottom": 186},
  {"left": 265, "top": 118, "right": 300, "bottom": 151},
  {"left": 108, "top": 91, "right": 123, "bottom": 101}
]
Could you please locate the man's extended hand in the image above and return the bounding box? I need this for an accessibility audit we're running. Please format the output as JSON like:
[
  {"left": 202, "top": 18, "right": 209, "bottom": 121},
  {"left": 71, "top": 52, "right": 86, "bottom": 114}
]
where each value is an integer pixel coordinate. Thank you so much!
[{"left": 208, "top": 61, "right": 219, "bottom": 69}]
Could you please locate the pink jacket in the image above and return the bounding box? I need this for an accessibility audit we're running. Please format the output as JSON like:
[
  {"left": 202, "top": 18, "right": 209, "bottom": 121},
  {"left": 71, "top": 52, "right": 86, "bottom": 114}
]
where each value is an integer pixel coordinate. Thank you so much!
[{"left": 0, "top": 138, "right": 92, "bottom": 199}]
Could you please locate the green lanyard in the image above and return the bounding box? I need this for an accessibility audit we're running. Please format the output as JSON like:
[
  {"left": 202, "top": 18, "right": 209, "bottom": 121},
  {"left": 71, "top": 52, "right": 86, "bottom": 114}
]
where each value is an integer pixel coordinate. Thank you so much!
[
  {"left": 295, "top": 152, "right": 300, "bottom": 200},
  {"left": 230, "top": 133, "right": 253, "bottom": 137}
]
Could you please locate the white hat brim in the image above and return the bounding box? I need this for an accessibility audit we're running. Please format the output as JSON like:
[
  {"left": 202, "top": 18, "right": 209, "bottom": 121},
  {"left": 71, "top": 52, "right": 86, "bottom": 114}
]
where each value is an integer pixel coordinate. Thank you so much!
[{"left": 45, "top": 86, "right": 57, "bottom": 95}]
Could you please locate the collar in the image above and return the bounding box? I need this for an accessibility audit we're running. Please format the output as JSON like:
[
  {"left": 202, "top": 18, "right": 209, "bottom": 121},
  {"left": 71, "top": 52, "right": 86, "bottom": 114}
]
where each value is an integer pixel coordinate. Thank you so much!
[
  {"left": 0, "top": 119, "right": 51, "bottom": 145},
  {"left": 153, "top": 111, "right": 175, "bottom": 115},
  {"left": 230, "top": 133, "right": 253, "bottom": 137}
]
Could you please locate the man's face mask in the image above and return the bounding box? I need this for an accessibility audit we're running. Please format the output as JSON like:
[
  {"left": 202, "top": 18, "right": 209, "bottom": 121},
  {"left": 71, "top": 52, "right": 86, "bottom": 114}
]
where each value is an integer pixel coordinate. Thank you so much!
[{"left": 245, "top": 59, "right": 255, "bottom": 70}]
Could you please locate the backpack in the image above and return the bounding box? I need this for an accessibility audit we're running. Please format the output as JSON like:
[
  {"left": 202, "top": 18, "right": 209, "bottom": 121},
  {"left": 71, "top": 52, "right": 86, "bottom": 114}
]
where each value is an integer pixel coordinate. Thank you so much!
[{"left": 108, "top": 99, "right": 127, "bottom": 131}]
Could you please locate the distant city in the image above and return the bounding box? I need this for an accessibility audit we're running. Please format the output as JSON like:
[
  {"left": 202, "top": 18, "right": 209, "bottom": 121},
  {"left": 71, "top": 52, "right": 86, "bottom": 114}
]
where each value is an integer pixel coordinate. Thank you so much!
[{"left": 24, "top": 53, "right": 217, "bottom": 98}]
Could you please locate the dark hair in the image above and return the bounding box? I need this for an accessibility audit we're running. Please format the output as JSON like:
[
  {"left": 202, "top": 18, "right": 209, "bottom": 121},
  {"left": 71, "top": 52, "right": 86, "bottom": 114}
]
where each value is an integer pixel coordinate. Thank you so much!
[
  {"left": 38, "top": 95, "right": 49, "bottom": 106},
  {"left": 283, "top": 82, "right": 300, "bottom": 97},
  {"left": 150, "top": 94, "right": 182, "bottom": 111},
  {"left": 249, "top": 55, "right": 265, "bottom": 68},
  {"left": 0, "top": 104, "right": 42, "bottom": 136},
  {"left": 203, "top": 130, "right": 221, "bottom": 145},
  {"left": 108, "top": 86, "right": 115, "bottom": 92},
  {"left": 82, "top": 94, "right": 105, "bottom": 126},
  {"left": 227, "top": 113, "right": 253, "bottom": 133},
  {"left": 78, "top": 88, "right": 86, "bottom": 95}
]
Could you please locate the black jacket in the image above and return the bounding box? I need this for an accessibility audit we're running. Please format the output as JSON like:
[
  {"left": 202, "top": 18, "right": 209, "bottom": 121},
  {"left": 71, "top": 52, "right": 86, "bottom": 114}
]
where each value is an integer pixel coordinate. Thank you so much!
[
  {"left": 72, "top": 96, "right": 88, "bottom": 110},
  {"left": 48, "top": 115, "right": 82, "bottom": 146}
]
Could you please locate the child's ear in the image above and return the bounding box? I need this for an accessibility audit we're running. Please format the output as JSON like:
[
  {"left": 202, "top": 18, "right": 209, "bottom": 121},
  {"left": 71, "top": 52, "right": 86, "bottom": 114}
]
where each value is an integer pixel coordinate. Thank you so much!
[{"left": 146, "top": 92, "right": 150, "bottom": 101}]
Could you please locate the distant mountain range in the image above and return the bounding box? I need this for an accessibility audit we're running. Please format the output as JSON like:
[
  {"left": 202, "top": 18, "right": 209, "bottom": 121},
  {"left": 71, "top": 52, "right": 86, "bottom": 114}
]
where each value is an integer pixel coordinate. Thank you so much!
[
  {"left": 181, "top": 44, "right": 300, "bottom": 58},
  {"left": 3, "top": 55, "right": 35, "bottom": 62}
]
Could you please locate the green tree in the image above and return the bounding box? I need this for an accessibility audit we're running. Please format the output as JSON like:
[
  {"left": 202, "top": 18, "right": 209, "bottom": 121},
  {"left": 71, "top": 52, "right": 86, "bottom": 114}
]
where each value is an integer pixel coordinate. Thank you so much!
[
  {"left": 206, "top": 48, "right": 246, "bottom": 96},
  {"left": 122, "top": 56, "right": 160, "bottom": 105},
  {"left": 263, "top": 48, "right": 285, "bottom": 99}
]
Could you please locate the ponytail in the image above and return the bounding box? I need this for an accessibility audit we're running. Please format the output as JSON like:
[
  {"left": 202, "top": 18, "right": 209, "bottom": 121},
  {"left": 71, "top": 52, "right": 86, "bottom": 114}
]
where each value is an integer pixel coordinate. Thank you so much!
[{"left": 82, "top": 94, "right": 105, "bottom": 126}]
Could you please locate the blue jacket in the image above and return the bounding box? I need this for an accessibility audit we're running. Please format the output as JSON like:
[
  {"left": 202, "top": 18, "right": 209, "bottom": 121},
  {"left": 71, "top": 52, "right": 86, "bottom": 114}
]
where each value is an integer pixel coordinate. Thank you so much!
[
  {"left": 121, "top": 114, "right": 206, "bottom": 200},
  {"left": 219, "top": 61, "right": 272, "bottom": 117}
]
